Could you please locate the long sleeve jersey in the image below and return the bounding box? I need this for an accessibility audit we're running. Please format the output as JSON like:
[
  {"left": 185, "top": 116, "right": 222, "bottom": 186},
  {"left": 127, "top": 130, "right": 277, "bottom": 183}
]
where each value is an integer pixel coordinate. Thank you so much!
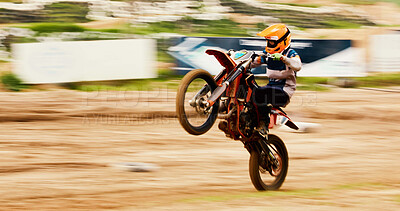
[{"left": 253, "top": 48, "right": 302, "bottom": 99}]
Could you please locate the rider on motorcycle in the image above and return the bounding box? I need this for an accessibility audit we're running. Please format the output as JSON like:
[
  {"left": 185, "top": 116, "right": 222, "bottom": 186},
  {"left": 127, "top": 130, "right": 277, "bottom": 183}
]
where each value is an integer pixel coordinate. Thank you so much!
[{"left": 251, "top": 24, "right": 302, "bottom": 134}]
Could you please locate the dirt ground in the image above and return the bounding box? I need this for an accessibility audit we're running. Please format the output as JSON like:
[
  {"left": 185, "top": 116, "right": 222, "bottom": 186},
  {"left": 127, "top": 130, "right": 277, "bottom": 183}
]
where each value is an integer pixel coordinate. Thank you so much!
[{"left": 0, "top": 87, "right": 399, "bottom": 210}]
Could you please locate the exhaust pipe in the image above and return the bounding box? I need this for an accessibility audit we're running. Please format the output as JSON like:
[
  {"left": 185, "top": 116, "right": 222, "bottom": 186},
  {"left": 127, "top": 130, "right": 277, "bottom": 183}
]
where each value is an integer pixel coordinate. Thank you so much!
[{"left": 218, "top": 108, "right": 236, "bottom": 119}]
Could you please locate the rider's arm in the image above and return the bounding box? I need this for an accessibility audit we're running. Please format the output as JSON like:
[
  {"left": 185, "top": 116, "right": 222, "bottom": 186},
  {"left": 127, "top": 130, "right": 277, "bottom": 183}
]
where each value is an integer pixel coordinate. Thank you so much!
[
  {"left": 267, "top": 55, "right": 302, "bottom": 79},
  {"left": 282, "top": 55, "right": 302, "bottom": 72}
]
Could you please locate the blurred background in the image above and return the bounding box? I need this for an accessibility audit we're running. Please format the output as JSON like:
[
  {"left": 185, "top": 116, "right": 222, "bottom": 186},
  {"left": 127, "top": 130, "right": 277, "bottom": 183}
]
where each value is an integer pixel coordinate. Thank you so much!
[{"left": 0, "top": 0, "right": 399, "bottom": 210}]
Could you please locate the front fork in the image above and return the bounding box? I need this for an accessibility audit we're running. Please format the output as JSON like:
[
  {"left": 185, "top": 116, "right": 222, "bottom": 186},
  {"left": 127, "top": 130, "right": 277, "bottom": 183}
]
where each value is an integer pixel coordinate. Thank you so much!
[
  {"left": 253, "top": 136, "right": 279, "bottom": 170},
  {"left": 189, "top": 85, "right": 210, "bottom": 107},
  {"left": 189, "top": 69, "right": 227, "bottom": 108}
]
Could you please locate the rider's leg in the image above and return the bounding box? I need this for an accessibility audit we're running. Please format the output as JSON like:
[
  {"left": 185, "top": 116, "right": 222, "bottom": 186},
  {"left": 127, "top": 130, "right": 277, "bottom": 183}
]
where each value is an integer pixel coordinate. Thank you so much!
[{"left": 252, "top": 86, "right": 289, "bottom": 134}]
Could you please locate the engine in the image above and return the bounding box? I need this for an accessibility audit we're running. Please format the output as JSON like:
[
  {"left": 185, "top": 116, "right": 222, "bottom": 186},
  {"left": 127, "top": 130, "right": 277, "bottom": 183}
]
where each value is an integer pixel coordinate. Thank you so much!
[{"left": 239, "top": 105, "right": 257, "bottom": 138}]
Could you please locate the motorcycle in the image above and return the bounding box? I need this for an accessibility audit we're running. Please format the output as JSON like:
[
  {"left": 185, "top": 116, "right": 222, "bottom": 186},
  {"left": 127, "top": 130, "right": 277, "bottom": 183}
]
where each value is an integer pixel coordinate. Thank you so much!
[{"left": 176, "top": 49, "right": 299, "bottom": 191}]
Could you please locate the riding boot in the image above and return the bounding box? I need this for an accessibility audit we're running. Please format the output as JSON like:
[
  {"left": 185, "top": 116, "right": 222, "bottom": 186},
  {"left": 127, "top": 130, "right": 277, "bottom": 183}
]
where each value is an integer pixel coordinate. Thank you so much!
[{"left": 257, "top": 106, "right": 270, "bottom": 135}]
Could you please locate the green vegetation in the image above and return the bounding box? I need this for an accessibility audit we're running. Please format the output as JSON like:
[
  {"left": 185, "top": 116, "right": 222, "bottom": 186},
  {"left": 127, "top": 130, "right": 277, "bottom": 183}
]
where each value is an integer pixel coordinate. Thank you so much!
[
  {"left": 297, "top": 77, "right": 330, "bottom": 85},
  {"left": 93, "top": 28, "right": 124, "bottom": 33},
  {"left": 70, "top": 71, "right": 183, "bottom": 92},
  {"left": 181, "top": 188, "right": 323, "bottom": 203},
  {"left": 395, "top": 195, "right": 400, "bottom": 203},
  {"left": 67, "top": 73, "right": 400, "bottom": 92},
  {"left": 40, "top": 2, "right": 90, "bottom": 23},
  {"left": 281, "top": 77, "right": 331, "bottom": 91},
  {"left": 27, "top": 23, "right": 86, "bottom": 33},
  {"left": 267, "top": 2, "right": 321, "bottom": 8},
  {"left": 5, "top": 71, "right": 396, "bottom": 93},
  {"left": 181, "top": 182, "right": 389, "bottom": 203},
  {"left": 353, "top": 72, "right": 400, "bottom": 87},
  {"left": 337, "top": 0, "right": 400, "bottom": 6},
  {"left": 71, "top": 79, "right": 181, "bottom": 92},
  {"left": 333, "top": 182, "right": 386, "bottom": 190},
  {"left": 0, "top": 73, "right": 27, "bottom": 91},
  {"left": 0, "top": 0, "right": 23, "bottom": 2},
  {"left": 0, "top": 2, "right": 89, "bottom": 24},
  {"left": 297, "top": 84, "right": 331, "bottom": 91},
  {"left": 322, "top": 20, "right": 362, "bottom": 29},
  {"left": 130, "top": 17, "right": 250, "bottom": 37},
  {"left": 299, "top": 73, "right": 400, "bottom": 89},
  {"left": 157, "top": 50, "right": 174, "bottom": 63},
  {"left": 2, "top": 66, "right": 398, "bottom": 92},
  {"left": 131, "top": 21, "right": 180, "bottom": 35},
  {"left": 383, "top": 0, "right": 400, "bottom": 5},
  {"left": 297, "top": 73, "right": 400, "bottom": 89},
  {"left": 184, "top": 18, "right": 249, "bottom": 37},
  {"left": 337, "top": 0, "right": 378, "bottom": 5},
  {"left": 262, "top": 73, "right": 400, "bottom": 91}
]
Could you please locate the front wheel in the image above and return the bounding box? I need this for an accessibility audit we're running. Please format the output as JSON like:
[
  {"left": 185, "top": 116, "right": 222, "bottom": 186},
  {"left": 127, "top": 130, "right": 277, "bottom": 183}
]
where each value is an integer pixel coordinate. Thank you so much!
[
  {"left": 176, "top": 69, "right": 219, "bottom": 135},
  {"left": 249, "top": 134, "right": 288, "bottom": 191}
]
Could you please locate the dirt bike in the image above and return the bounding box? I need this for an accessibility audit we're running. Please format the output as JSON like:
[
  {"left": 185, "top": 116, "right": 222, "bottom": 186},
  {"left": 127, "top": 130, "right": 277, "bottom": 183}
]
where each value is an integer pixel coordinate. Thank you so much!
[{"left": 176, "top": 49, "right": 299, "bottom": 191}]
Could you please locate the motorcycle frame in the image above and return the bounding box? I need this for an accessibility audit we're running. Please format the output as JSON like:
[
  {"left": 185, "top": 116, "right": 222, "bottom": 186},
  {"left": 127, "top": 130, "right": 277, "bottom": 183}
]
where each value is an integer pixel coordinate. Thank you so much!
[
  {"left": 206, "top": 49, "right": 259, "bottom": 141},
  {"left": 204, "top": 49, "right": 298, "bottom": 142}
]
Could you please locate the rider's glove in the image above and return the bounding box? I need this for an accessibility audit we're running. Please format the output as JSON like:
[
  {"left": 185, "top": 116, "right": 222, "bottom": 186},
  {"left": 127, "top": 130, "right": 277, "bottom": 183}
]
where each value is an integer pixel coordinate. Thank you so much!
[
  {"left": 250, "top": 56, "right": 262, "bottom": 69},
  {"left": 271, "top": 53, "right": 283, "bottom": 61}
]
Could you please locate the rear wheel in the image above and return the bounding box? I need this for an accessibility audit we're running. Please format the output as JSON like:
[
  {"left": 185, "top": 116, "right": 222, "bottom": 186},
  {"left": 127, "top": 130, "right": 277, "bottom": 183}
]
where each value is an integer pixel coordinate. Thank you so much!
[
  {"left": 249, "top": 134, "right": 288, "bottom": 191},
  {"left": 176, "top": 69, "right": 219, "bottom": 135}
]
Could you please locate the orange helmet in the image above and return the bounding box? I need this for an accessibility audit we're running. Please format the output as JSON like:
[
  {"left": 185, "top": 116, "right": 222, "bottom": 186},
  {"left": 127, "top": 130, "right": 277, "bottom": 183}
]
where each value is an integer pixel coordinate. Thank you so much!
[{"left": 257, "top": 24, "right": 291, "bottom": 54}]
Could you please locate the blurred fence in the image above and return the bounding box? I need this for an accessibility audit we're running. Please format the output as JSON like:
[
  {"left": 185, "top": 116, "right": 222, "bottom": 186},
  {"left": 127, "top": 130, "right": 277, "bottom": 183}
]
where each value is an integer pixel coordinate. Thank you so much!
[
  {"left": 12, "top": 39, "right": 157, "bottom": 83},
  {"left": 369, "top": 34, "right": 400, "bottom": 72},
  {"left": 168, "top": 37, "right": 366, "bottom": 77},
  {"left": 8, "top": 33, "right": 400, "bottom": 83}
]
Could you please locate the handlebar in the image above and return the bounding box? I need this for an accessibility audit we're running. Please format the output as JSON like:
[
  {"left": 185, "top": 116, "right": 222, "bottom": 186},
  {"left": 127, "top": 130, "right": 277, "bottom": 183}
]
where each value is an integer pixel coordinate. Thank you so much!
[
  {"left": 226, "top": 49, "right": 235, "bottom": 56},
  {"left": 251, "top": 53, "right": 258, "bottom": 62}
]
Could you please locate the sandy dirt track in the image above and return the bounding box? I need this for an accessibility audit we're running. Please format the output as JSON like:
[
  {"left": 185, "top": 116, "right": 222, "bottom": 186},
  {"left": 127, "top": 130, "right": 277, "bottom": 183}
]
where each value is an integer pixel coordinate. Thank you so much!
[{"left": 0, "top": 87, "right": 400, "bottom": 210}]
